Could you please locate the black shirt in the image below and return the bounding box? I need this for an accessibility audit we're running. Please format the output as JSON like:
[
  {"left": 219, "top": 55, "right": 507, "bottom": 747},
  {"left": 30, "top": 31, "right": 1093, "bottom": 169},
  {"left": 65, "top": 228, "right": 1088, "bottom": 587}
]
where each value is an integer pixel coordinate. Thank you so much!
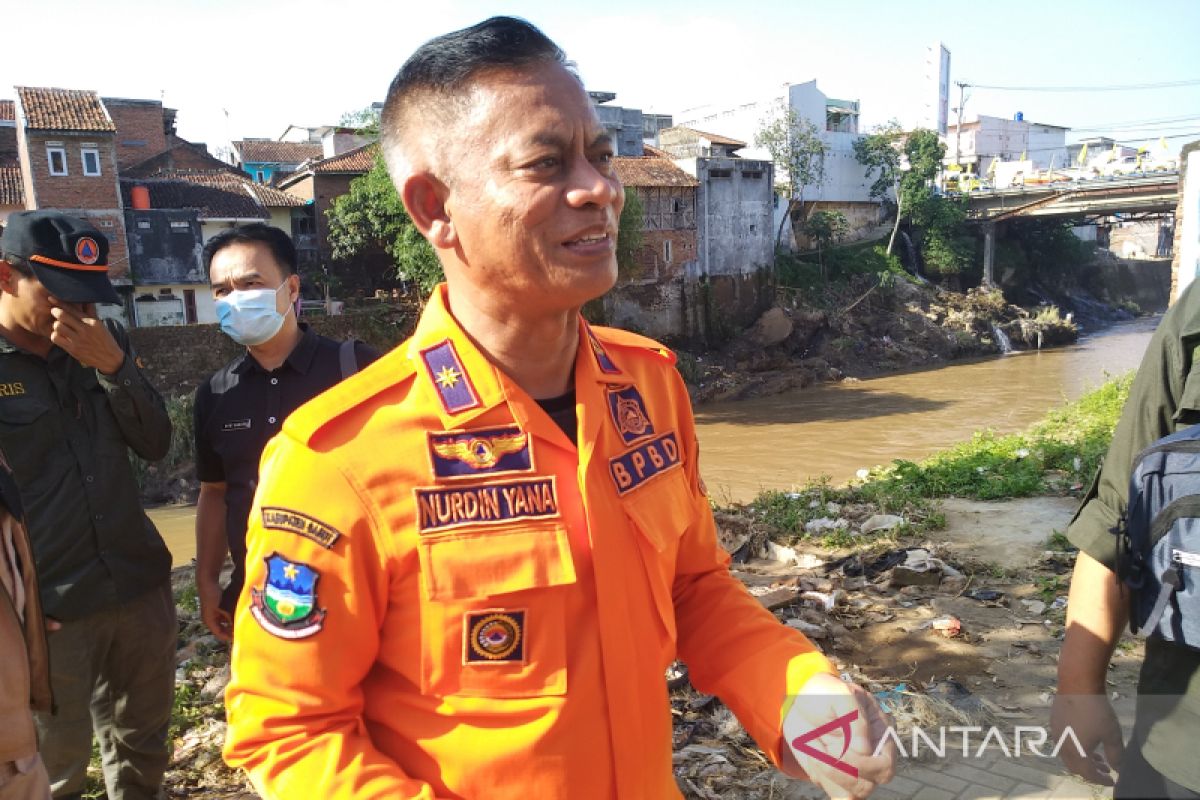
[
  {"left": 194, "top": 325, "right": 379, "bottom": 597},
  {"left": 0, "top": 321, "right": 173, "bottom": 620}
]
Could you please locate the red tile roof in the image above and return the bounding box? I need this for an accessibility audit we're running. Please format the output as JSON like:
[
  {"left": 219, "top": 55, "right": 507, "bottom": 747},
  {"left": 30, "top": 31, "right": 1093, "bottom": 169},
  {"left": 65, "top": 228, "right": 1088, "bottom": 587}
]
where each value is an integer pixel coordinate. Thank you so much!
[
  {"left": 311, "top": 142, "right": 378, "bottom": 173},
  {"left": 612, "top": 157, "right": 698, "bottom": 188},
  {"left": 0, "top": 160, "right": 24, "bottom": 206},
  {"left": 0, "top": 101, "right": 14, "bottom": 122},
  {"left": 120, "top": 171, "right": 305, "bottom": 219},
  {"left": 122, "top": 142, "right": 242, "bottom": 179},
  {"left": 667, "top": 126, "right": 746, "bottom": 147},
  {"left": 16, "top": 87, "right": 115, "bottom": 132},
  {"left": 642, "top": 143, "right": 672, "bottom": 159},
  {"left": 233, "top": 140, "right": 322, "bottom": 165}
]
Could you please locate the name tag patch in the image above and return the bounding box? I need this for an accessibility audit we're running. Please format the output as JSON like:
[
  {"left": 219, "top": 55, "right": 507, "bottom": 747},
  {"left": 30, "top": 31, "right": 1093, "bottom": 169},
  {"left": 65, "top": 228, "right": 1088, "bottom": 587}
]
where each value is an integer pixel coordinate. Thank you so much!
[
  {"left": 610, "top": 431, "right": 682, "bottom": 496},
  {"left": 428, "top": 425, "right": 533, "bottom": 480},
  {"left": 0, "top": 382, "right": 25, "bottom": 397},
  {"left": 464, "top": 609, "right": 526, "bottom": 664},
  {"left": 607, "top": 385, "right": 655, "bottom": 445},
  {"left": 261, "top": 507, "right": 342, "bottom": 549},
  {"left": 415, "top": 476, "right": 559, "bottom": 534},
  {"left": 222, "top": 418, "right": 252, "bottom": 432}
]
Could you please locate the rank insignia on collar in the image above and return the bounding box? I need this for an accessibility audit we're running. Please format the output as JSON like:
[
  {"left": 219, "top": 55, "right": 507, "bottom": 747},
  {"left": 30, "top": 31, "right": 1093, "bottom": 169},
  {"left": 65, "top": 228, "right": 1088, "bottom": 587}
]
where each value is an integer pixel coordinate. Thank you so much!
[
  {"left": 250, "top": 553, "right": 326, "bottom": 639},
  {"left": 419, "top": 339, "right": 481, "bottom": 415},
  {"left": 428, "top": 425, "right": 533, "bottom": 480},
  {"left": 607, "top": 385, "right": 655, "bottom": 445},
  {"left": 585, "top": 326, "right": 622, "bottom": 375},
  {"left": 464, "top": 609, "right": 526, "bottom": 664}
]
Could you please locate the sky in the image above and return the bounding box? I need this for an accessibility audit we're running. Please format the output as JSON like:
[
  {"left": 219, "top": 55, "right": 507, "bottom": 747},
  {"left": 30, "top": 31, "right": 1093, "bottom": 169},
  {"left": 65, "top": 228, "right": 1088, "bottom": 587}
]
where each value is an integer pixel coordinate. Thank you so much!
[{"left": 4, "top": 0, "right": 1199, "bottom": 155}]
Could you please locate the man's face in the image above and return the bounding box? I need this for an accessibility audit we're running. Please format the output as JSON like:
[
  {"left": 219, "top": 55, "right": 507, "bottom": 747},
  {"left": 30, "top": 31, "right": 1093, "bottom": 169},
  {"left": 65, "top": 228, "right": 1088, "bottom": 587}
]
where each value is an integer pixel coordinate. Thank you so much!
[
  {"left": 209, "top": 240, "right": 297, "bottom": 315},
  {"left": 0, "top": 260, "right": 89, "bottom": 340},
  {"left": 440, "top": 62, "right": 624, "bottom": 315}
]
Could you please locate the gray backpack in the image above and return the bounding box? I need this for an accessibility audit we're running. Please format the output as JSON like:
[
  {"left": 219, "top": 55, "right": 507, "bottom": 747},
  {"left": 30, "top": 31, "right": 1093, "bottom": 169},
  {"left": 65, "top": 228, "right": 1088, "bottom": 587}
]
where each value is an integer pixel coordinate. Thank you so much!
[{"left": 1119, "top": 424, "right": 1200, "bottom": 649}]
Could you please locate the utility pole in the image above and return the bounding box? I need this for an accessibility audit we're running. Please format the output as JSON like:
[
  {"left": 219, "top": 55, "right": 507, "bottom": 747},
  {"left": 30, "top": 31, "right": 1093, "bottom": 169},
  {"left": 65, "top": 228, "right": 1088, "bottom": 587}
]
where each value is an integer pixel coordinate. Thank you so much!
[{"left": 953, "top": 81, "right": 968, "bottom": 168}]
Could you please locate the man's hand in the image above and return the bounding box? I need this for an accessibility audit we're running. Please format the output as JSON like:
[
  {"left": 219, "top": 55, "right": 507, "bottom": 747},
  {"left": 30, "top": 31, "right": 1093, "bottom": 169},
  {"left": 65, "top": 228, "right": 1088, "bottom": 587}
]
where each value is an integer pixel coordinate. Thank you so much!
[
  {"left": 1050, "top": 691, "right": 1123, "bottom": 785},
  {"left": 782, "top": 672, "right": 896, "bottom": 799},
  {"left": 49, "top": 302, "right": 124, "bottom": 375},
  {"left": 197, "top": 574, "right": 233, "bottom": 642}
]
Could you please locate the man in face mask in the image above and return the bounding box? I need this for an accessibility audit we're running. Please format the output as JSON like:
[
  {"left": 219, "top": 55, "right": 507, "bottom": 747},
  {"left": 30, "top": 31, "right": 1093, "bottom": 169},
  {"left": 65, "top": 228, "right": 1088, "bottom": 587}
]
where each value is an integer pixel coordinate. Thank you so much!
[{"left": 193, "top": 224, "right": 379, "bottom": 641}]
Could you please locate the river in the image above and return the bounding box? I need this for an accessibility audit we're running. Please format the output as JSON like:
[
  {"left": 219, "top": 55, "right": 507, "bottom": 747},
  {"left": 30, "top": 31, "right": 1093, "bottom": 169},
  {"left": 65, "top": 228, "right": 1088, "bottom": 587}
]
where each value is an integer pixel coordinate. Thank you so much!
[
  {"left": 149, "top": 316, "right": 1158, "bottom": 564},
  {"left": 693, "top": 315, "right": 1158, "bottom": 503}
]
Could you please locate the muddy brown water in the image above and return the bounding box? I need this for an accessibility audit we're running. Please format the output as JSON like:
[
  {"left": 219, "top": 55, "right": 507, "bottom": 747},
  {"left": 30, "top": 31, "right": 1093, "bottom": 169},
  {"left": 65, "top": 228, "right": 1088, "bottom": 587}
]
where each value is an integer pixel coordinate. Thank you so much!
[
  {"left": 150, "top": 316, "right": 1158, "bottom": 564},
  {"left": 693, "top": 315, "right": 1159, "bottom": 504}
]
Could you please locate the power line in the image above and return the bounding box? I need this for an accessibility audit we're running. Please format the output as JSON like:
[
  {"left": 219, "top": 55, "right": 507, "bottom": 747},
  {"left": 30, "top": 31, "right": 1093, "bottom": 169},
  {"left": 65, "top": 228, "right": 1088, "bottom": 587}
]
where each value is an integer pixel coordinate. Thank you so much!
[{"left": 964, "top": 78, "right": 1200, "bottom": 92}]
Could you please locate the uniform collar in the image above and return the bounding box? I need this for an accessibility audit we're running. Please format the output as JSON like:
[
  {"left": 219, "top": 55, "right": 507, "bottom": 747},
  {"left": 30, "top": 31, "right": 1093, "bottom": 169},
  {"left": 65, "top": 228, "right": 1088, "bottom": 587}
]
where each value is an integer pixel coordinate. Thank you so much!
[
  {"left": 409, "top": 285, "right": 638, "bottom": 430},
  {"left": 233, "top": 323, "right": 319, "bottom": 376}
]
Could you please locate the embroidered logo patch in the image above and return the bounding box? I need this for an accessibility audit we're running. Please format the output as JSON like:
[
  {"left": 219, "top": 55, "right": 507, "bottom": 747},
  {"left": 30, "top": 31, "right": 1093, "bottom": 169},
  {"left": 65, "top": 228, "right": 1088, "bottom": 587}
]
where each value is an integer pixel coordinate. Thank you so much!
[
  {"left": 222, "top": 418, "right": 251, "bottom": 432},
  {"left": 0, "top": 382, "right": 25, "bottom": 397},
  {"left": 415, "top": 476, "right": 559, "bottom": 534},
  {"left": 428, "top": 425, "right": 533, "bottom": 480},
  {"left": 607, "top": 385, "right": 655, "bottom": 445},
  {"left": 464, "top": 610, "right": 526, "bottom": 664},
  {"left": 75, "top": 236, "right": 100, "bottom": 265},
  {"left": 261, "top": 507, "right": 342, "bottom": 549},
  {"left": 250, "top": 554, "right": 326, "bottom": 639},
  {"left": 586, "top": 326, "right": 622, "bottom": 375},
  {"left": 419, "top": 340, "right": 481, "bottom": 415},
  {"left": 610, "top": 431, "right": 682, "bottom": 496}
]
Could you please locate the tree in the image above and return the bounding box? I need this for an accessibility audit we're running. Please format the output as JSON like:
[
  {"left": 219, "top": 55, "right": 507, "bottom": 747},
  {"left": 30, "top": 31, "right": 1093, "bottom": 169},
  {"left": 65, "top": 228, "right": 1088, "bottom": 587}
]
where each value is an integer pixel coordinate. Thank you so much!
[
  {"left": 338, "top": 106, "right": 381, "bottom": 137},
  {"left": 803, "top": 209, "right": 849, "bottom": 281},
  {"left": 325, "top": 153, "right": 444, "bottom": 294},
  {"left": 616, "top": 189, "right": 645, "bottom": 280},
  {"left": 853, "top": 121, "right": 905, "bottom": 255},
  {"left": 755, "top": 101, "right": 827, "bottom": 251}
]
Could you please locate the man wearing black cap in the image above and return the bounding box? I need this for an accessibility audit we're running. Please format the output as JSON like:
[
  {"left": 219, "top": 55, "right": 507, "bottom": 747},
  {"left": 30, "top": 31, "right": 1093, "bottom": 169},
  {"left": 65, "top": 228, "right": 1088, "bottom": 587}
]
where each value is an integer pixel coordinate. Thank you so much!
[{"left": 0, "top": 210, "right": 175, "bottom": 800}]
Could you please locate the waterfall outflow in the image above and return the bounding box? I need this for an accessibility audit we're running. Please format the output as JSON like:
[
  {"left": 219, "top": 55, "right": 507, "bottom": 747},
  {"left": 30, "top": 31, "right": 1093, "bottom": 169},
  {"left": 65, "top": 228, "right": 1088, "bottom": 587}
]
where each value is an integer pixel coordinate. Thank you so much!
[
  {"left": 897, "top": 231, "right": 927, "bottom": 283},
  {"left": 991, "top": 323, "right": 1015, "bottom": 354}
]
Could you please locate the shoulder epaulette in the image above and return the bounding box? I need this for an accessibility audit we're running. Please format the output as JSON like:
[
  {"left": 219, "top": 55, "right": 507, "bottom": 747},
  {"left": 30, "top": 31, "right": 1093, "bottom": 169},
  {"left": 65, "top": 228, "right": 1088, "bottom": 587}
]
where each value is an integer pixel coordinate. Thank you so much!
[
  {"left": 284, "top": 346, "right": 416, "bottom": 445},
  {"left": 591, "top": 325, "right": 677, "bottom": 365}
]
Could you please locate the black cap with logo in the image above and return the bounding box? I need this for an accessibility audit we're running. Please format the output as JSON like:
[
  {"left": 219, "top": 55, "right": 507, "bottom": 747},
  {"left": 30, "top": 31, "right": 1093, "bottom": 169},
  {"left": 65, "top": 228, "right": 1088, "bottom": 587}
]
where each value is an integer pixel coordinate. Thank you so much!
[{"left": 0, "top": 210, "right": 120, "bottom": 305}]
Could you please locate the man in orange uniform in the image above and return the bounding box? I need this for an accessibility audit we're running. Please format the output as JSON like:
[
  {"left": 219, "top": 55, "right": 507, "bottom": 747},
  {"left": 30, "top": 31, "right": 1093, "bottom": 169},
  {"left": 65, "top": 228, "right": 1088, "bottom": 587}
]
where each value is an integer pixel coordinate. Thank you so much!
[{"left": 223, "top": 17, "right": 895, "bottom": 799}]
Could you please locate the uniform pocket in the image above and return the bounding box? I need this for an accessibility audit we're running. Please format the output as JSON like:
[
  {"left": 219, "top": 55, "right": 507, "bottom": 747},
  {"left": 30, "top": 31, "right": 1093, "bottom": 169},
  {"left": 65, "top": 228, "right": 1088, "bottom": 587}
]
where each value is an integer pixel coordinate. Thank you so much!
[
  {"left": 1173, "top": 369, "right": 1200, "bottom": 425},
  {"left": 0, "top": 397, "right": 56, "bottom": 491},
  {"left": 620, "top": 471, "right": 693, "bottom": 659},
  {"left": 418, "top": 523, "right": 575, "bottom": 698}
]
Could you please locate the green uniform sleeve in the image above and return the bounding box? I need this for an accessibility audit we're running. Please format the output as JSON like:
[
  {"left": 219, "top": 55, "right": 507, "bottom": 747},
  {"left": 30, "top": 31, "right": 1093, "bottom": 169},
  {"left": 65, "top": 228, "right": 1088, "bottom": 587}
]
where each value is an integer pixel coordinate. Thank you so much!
[{"left": 1067, "top": 287, "right": 1200, "bottom": 569}]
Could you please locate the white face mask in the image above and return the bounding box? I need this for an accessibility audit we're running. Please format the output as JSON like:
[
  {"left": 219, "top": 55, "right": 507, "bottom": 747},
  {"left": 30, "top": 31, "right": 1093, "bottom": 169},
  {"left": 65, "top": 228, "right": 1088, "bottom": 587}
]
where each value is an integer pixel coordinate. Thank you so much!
[{"left": 215, "top": 283, "right": 291, "bottom": 346}]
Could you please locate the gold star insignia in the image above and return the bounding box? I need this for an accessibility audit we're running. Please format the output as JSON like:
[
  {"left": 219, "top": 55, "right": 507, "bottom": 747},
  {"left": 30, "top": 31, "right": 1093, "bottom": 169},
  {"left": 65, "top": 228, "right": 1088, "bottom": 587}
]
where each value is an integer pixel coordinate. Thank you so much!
[
  {"left": 435, "top": 365, "right": 461, "bottom": 389},
  {"left": 283, "top": 563, "right": 298, "bottom": 581}
]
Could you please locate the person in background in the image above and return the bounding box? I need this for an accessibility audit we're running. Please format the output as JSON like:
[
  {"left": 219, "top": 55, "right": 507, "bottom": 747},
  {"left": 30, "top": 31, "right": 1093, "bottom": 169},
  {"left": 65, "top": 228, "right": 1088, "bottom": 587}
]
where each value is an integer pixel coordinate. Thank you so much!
[
  {"left": 0, "top": 210, "right": 174, "bottom": 800},
  {"left": 193, "top": 223, "right": 379, "bottom": 641}
]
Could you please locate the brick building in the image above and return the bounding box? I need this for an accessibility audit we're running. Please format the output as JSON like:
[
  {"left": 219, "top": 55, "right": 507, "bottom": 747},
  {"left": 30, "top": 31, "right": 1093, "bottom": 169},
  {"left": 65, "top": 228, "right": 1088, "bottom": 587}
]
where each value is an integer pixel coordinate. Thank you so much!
[
  {"left": 277, "top": 142, "right": 376, "bottom": 267},
  {"left": 13, "top": 87, "right": 131, "bottom": 294},
  {"left": 0, "top": 100, "right": 20, "bottom": 224}
]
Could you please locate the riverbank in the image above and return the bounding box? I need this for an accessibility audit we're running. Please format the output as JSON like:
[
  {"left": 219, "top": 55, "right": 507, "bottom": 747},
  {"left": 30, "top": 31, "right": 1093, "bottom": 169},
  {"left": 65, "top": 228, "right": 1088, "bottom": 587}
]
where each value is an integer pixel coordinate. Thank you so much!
[{"left": 146, "top": 377, "right": 1137, "bottom": 798}]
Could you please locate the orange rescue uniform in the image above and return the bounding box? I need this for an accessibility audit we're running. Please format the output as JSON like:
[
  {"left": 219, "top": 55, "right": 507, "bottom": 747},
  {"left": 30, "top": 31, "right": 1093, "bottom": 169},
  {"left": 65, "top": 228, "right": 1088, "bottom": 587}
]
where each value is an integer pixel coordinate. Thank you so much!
[{"left": 223, "top": 285, "right": 835, "bottom": 798}]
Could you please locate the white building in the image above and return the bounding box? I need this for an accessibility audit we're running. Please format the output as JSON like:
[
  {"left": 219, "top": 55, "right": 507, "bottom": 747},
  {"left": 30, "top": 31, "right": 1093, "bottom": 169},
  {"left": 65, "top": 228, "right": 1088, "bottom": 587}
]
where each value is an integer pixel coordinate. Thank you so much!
[{"left": 944, "top": 114, "right": 1070, "bottom": 172}]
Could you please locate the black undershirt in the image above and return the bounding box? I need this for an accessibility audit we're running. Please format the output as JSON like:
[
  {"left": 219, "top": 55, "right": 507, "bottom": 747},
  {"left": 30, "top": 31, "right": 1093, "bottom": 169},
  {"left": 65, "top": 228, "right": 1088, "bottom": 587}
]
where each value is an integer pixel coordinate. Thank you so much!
[{"left": 536, "top": 389, "right": 577, "bottom": 444}]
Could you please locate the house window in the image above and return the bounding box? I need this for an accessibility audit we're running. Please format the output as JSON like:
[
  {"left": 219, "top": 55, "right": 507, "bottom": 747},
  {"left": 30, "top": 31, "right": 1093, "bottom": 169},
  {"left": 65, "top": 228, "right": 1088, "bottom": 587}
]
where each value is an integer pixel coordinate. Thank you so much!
[
  {"left": 673, "top": 198, "right": 682, "bottom": 213},
  {"left": 708, "top": 169, "right": 732, "bottom": 178},
  {"left": 81, "top": 147, "right": 101, "bottom": 176},
  {"left": 47, "top": 147, "right": 68, "bottom": 176},
  {"left": 255, "top": 170, "right": 266, "bottom": 183},
  {"left": 663, "top": 240, "right": 672, "bottom": 264},
  {"left": 742, "top": 170, "right": 763, "bottom": 180}
]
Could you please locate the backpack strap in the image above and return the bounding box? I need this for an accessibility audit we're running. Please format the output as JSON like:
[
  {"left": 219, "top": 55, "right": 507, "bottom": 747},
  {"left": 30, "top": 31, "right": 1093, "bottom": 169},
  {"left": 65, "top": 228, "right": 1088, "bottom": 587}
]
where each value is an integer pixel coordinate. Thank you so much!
[
  {"left": 1133, "top": 565, "right": 1182, "bottom": 638},
  {"left": 339, "top": 339, "right": 359, "bottom": 380}
]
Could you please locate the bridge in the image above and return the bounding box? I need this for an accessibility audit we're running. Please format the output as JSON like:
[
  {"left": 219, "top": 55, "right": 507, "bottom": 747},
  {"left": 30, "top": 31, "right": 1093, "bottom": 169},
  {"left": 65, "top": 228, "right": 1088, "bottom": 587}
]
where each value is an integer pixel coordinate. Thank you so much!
[{"left": 960, "top": 173, "right": 1179, "bottom": 285}]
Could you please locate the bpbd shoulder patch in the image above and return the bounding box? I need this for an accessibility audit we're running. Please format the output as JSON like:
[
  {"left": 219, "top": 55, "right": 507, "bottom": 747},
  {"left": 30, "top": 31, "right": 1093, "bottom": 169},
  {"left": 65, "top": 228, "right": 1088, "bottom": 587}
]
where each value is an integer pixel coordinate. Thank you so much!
[
  {"left": 610, "top": 431, "right": 682, "bottom": 496},
  {"left": 464, "top": 609, "right": 526, "bottom": 664},
  {"left": 607, "top": 385, "right": 655, "bottom": 445},
  {"left": 250, "top": 553, "right": 326, "bottom": 639},
  {"left": 428, "top": 425, "right": 533, "bottom": 480}
]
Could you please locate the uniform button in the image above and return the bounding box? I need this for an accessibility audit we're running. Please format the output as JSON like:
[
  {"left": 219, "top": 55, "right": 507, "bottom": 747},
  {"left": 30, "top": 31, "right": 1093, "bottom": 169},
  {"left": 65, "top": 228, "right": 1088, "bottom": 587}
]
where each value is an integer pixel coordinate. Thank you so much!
[
  {"left": 122, "top": 379, "right": 131, "bottom": 386},
  {"left": 268, "top": 416, "right": 277, "bottom": 424},
  {"left": 85, "top": 475, "right": 95, "bottom": 483},
  {"left": 270, "top": 378, "right": 279, "bottom": 386},
  {"left": 94, "top": 513, "right": 104, "bottom": 521}
]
